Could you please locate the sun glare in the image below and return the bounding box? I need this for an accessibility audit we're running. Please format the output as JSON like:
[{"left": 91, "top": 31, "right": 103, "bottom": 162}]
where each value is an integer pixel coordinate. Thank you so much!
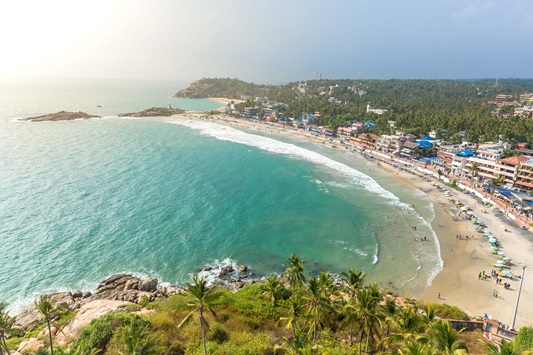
[{"left": 0, "top": 0, "right": 124, "bottom": 78}]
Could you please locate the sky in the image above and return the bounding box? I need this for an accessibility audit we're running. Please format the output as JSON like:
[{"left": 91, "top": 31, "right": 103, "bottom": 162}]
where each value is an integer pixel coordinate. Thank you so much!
[{"left": 1, "top": 0, "right": 532, "bottom": 83}]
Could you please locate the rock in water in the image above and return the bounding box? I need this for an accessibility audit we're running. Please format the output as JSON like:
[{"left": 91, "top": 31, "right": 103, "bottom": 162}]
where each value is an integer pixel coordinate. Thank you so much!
[{"left": 139, "top": 277, "right": 158, "bottom": 292}]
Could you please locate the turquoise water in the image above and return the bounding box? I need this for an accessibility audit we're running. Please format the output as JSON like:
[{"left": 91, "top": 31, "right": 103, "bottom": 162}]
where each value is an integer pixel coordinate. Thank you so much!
[{"left": 0, "top": 79, "right": 441, "bottom": 313}]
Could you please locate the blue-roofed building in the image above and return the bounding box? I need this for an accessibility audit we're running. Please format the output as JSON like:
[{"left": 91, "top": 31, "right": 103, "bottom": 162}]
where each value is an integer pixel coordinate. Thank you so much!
[{"left": 418, "top": 140, "right": 433, "bottom": 147}]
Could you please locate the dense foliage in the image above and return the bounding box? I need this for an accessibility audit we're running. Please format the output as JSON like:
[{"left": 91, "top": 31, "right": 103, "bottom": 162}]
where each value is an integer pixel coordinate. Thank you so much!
[
  {"left": 4, "top": 255, "right": 533, "bottom": 354},
  {"left": 179, "top": 77, "right": 533, "bottom": 146}
]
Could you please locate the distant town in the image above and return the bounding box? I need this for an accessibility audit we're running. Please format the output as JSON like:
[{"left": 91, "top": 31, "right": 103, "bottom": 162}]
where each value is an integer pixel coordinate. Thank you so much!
[{"left": 210, "top": 85, "right": 533, "bottom": 222}]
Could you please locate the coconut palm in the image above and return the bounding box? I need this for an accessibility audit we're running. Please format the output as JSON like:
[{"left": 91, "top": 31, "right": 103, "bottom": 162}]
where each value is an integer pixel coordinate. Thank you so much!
[
  {"left": 35, "top": 295, "right": 67, "bottom": 355},
  {"left": 0, "top": 303, "right": 17, "bottom": 355},
  {"left": 490, "top": 174, "right": 505, "bottom": 196},
  {"left": 274, "top": 326, "right": 319, "bottom": 355},
  {"left": 340, "top": 268, "right": 366, "bottom": 297},
  {"left": 382, "top": 305, "right": 428, "bottom": 349},
  {"left": 278, "top": 293, "right": 304, "bottom": 337},
  {"left": 261, "top": 275, "right": 283, "bottom": 306},
  {"left": 430, "top": 320, "right": 468, "bottom": 354},
  {"left": 301, "top": 275, "right": 336, "bottom": 342},
  {"left": 123, "top": 320, "right": 158, "bottom": 355},
  {"left": 282, "top": 253, "right": 307, "bottom": 291},
  {"left": 397, "top": 341, "right": 435, "bottom": 355},
  {"left": 470, "top": 162, "right": 480, "bottom": 186},
  {"left": 179, "top": 275, "right": 220, "bottom": 355},
  {"left": 482, "top": 339, "right": 518, "bottom": 355},
  {"left": 345, "top": 284, "right": 384, "bottom": 354}
]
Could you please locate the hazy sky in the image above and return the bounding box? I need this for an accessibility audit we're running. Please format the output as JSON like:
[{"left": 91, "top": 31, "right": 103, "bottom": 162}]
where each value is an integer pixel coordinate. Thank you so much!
[{"left": 1, "top": 0, "right": 532, "bottom": 83}]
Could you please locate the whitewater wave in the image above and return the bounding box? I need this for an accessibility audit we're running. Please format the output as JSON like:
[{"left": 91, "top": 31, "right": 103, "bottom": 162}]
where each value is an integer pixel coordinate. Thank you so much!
[{"left": 168, "top": 119, "right": 405, "bottom": 206}]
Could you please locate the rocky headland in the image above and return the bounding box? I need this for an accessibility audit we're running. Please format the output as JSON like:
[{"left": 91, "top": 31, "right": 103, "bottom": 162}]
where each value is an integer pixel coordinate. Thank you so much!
[
  {"left": 117, "top": 107, "right": 185, "bottom": 117},
  {"left": 23, "top": 111, "right": 99, "bottom": 122},
  {"left": 13, "top": 265, "right": 252, "bottom": 332}
]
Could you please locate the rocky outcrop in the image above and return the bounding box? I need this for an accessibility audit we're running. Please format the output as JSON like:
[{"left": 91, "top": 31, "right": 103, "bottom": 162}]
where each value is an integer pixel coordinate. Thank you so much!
[
  {"left": 23, "top": 111, "right": 99, "bottom": 122},
  {"left": 13, "top": 267, "right": 252, "bottom": 332},
  {"left": 117, "top": 107, "right": 185, "bottom": 117},
  {"left": 54, "top": 300, "right": 130, "bottom": 346}
]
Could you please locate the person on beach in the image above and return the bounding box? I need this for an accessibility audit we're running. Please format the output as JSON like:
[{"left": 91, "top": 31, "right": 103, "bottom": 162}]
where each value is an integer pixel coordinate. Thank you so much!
[{"left": 438, "top": 292, "right": 441, "bottom": 299}]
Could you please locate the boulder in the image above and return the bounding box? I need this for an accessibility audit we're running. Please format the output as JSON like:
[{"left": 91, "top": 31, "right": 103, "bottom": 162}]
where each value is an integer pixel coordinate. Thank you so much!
[
  {"left": 16, "top": 337, "right": 45, "bottom": 354},
  {"left": 218, "top": 265, "right": 234, "bottom": 278},
  {"left": 82, "top": 291, "right": 92, "bottom": 298},
  {"left": 139, "top": 277, "right": 158, "bottom": 292},
  {"left": 72, "top": 290, "right": 83, "bottom": 298},
  {"left": 55, "top": 300, "right": 131, "bottom": 346},
  {"left": 13, "top": 305, "right": 43, "bottom": 330},
  {"left": 164, "top": 285, "right": 186, "bottom": 297},
  {"left": 238, "top": 264, "right": 248, "bottom": 273},
  {"left": 97, "top": 274, "right": 134, "bottom": 293},
  {"left": 124, "top": 279, "right": 140, "bottom": 290}
]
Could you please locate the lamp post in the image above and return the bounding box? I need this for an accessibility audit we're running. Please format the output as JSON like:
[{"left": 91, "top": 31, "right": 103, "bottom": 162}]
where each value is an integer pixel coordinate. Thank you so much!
[{"left": 511, "top": 265, "right": 526, "bottom": 330}]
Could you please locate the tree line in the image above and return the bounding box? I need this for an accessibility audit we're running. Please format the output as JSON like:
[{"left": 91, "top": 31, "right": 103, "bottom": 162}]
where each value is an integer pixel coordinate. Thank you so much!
[{"left": 187, "top": 77, "right": 533, "bottom": 146}]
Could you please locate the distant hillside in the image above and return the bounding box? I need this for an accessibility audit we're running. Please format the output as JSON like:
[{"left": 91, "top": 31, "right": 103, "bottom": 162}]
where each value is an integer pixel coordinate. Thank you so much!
[{"left": 173, "top": 78, "right": 275, "bottom": 99}]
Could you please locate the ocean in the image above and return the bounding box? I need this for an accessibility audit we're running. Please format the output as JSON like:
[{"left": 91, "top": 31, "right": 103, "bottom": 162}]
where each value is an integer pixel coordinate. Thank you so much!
[{"left": 0, "top": 78, "right": 442, "bottom": 313}]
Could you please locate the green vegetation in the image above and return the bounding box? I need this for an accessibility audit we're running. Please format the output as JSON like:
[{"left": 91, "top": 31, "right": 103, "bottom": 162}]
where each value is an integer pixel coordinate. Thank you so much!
[
  {"left": 4, "top": 255, "right": 533, "bottom": 354},
  {"left": 179, "top": 77, "right": 533, "bottom": 146}
]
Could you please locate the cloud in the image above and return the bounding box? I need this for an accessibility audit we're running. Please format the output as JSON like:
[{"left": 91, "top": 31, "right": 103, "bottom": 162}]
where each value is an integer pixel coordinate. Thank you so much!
[{"left": 452, "top": 1, "right": 495, "bottom": 18}]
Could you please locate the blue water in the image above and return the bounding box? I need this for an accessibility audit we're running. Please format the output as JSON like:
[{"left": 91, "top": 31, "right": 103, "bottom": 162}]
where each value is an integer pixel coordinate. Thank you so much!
[{"left": 0, "top": 78, "right": 441, "bottom": 313}]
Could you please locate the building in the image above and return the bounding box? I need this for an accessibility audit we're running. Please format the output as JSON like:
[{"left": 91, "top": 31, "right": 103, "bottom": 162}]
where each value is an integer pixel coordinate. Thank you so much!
[
  {"left": 436, "top": 145, "right": 463, "bottom": 172},
  {"left": 366, "top": 104, "right": 388, "bottom": 115},
  {"left": 497, "top": 156, "right": 530, "bottom": 187},
  {"left": 514, "top": 158, "right": 533, "bottom": 190}
]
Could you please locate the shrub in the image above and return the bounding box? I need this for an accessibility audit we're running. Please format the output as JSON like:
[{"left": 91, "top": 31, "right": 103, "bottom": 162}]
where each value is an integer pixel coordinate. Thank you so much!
[
  {"left": 515, "top": 326, "right": 533, "bottom": 352},
  {"left": 419, "top": 302, "right": 470, "bottom": 320},
  {"left": 73, "top": 312, "right": 148, "bottom": 354},
  {"left": 209, "top": 323, "right": 229, "bottom": 344}
]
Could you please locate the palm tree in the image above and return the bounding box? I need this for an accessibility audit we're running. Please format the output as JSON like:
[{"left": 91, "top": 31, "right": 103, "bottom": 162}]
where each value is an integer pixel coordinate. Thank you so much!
[
  {"left": 430, "top": 320, "right": 468, "bottom": 354},
  {"left": 481, "top": 339, "right": 518, "bottom": 355},
  {"left": 278, "top": 293, "right": 304, "bottom": 337},
  {"left": 282, "top": 253, "right": 307, "bottom": 291},
  {"left": 274, "top": 326, "right": 319, "bottom": 355},
  {"left": 261, "top": 275, "right": 283, "bottom": 306},
  {"left": 340, "top": 268, "right": 366, "bottom": 297},
  {"left": 397, "top": 341, "right": 435, "bottom": 355},
  {"left": 123, "top": 320, "right": 158, "bottom": 355},
  {"left": 179, "top": 275, "right": 220, "bottom": 355},
  {"left": 382, "top": 306, "right": 428, "bottom": 349},
  {"left": 470, "top": 162, "right": 479, "bottom": 186},
  {"left": 35, "top": 295, "right": 67, "bottom": 355},
  {"left": 345, "top": 284, "right": 384, "bottom": 354},
  {"left": 301, "top": 275, "right": 336, "bottom": 342},
  {"left": 490, "top": 174, "right": 505, "bottom": 197},
  {"left": 0, "top": 303, "right": 17, "bottom": 355}
]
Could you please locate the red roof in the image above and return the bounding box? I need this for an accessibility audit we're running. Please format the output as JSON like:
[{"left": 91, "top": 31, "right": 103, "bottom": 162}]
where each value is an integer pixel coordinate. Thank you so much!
[{"left": 499, "top": 155, "right": 530, "bottom": 166}]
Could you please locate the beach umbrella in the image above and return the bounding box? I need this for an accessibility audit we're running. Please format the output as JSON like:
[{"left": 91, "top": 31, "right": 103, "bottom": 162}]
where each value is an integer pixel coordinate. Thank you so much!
[
  {"left": 501, "top": 270, "right": 511, "bottom": 276},
  {"left": 491, "top": 246, "right": 499, "bottom": 251},
  {"left": 498, "top": 252, "right": 505, "bottom": 256},
  {"left": 461, "top": 206, "right": 467, "bottom": 211},
  {"left": 484, "top": 231, "right": 492, "bottom": 236},
  {"left": 466, "top": 211, "right": 473, "bottom": 215},
  {"left": 502, "top": 257, "right": 511, "bottom": 261}
]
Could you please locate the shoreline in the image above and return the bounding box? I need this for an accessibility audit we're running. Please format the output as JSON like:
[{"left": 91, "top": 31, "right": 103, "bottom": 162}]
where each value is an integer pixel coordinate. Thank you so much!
[{"left": 174, "top": 112, "right": 533, "bottom": 328}]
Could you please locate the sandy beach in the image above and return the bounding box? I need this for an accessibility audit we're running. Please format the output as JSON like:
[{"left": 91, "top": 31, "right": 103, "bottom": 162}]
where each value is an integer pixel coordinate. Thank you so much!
[{"left": 174, "top": 112, "right": 533, "bottom": 329}]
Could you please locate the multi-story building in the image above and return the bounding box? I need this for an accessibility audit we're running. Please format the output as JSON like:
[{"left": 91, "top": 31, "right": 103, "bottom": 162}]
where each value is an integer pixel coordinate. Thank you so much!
[
  {"left": 497, "top": 156, "right": 530, "bottom": 186},
  {"left": 436, "top": 145, "right": 463, "bottom": 172},
  {"left": 515, "top": 158, "right": 533, "bottom": 190}
]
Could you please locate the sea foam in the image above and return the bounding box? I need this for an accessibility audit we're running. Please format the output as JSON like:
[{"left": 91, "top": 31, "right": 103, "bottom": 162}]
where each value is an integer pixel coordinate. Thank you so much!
[{"left": 168, "top": 119, "right": 405, "bottom": 206}]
